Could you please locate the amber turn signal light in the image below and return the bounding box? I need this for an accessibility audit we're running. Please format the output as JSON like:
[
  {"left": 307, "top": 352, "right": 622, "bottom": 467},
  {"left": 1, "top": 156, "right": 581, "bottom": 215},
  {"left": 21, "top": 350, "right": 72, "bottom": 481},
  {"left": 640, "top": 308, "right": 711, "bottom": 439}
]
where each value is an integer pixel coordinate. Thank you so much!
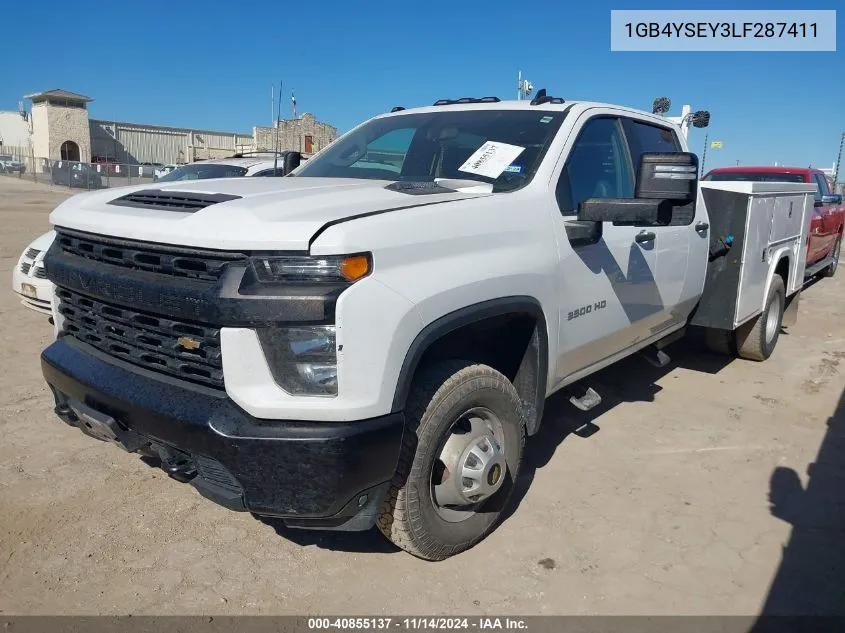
[{"left": 339, "top": 255, "right": 371, "bottom": 282}]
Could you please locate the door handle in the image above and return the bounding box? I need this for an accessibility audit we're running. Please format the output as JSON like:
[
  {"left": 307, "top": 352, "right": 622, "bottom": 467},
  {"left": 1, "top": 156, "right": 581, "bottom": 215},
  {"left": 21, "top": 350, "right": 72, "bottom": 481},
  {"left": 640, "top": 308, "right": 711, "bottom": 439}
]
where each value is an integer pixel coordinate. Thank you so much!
[
  {"left": 695, "top": 221, "right": 709, "bottom": 232},
  {"left": 635, "top": 231, "right": 656, "bottom": 244}
]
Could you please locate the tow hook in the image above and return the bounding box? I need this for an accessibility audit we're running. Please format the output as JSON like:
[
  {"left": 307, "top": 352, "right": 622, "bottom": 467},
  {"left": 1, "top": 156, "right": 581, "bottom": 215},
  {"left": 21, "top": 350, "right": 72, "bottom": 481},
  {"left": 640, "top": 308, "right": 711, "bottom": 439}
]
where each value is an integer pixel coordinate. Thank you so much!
[
  {"left": 155, "top": 445, "right": 198, "bottom": 483},
  {"left": 54, "top": 403, "right": 78, "bottom": 425}
]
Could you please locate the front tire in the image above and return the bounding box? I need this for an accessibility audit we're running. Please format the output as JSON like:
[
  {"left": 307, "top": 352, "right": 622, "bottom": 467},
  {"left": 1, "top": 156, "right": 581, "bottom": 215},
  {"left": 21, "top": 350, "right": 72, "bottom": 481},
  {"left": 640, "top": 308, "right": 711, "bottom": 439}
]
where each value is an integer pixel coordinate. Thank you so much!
[
  {"left": 377, "top": 361, "right": 525, "bottom": 561},
  {"left": 735, "top": 275, "right": 785, "bottom": 361},
  {"left": 823, "top": 235, "right": 841, "bottom": 278}
]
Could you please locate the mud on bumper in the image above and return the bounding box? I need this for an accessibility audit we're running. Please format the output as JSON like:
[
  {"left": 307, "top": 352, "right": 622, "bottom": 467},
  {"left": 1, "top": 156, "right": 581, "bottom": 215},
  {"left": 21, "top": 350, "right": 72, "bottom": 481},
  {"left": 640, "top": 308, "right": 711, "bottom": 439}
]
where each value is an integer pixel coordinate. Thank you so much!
[{"left": 42, "top": 338, "right": 404, "bottom": 531}]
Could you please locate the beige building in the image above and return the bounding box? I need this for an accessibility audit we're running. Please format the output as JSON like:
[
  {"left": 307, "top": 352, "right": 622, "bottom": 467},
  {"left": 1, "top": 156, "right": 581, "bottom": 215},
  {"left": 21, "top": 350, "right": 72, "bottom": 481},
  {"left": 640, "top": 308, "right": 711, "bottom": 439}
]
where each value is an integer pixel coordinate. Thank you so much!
[
  {"left": 26, "top": 89, "right": 93, "bottom": 162},
  {"left": 0, "top": 88, "right": 338, "bottom": 165},
  {"left": 253, "top": 113, "right": 338, "bottom": 156}
]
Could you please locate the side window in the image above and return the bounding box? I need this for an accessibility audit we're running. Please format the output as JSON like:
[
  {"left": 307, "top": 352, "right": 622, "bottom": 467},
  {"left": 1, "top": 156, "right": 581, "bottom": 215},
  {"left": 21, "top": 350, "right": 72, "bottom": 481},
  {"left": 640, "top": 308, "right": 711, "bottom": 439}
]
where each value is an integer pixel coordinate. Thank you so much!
[
  {"left": 556, "top": 117, "right": 633, "bottom": 215},
  {"left": 622, "top": 118, "right": 681, "bottom": 171},
  {"left": 623, "top": 117, "right": 696, "bottom": 226},
  {"left": 814, "top": 173, "right": 830, "bottom": 198}
]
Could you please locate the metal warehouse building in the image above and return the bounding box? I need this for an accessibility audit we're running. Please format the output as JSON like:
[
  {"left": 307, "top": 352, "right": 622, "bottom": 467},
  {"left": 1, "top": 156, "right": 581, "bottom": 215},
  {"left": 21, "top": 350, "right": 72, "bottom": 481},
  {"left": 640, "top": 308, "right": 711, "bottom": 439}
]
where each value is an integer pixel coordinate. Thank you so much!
[
  {"left": 0, "top": 88, "right": 338, "bottom": 165},
  {"left": 89, "top": 119, "right": 255, "bottom": 165}
]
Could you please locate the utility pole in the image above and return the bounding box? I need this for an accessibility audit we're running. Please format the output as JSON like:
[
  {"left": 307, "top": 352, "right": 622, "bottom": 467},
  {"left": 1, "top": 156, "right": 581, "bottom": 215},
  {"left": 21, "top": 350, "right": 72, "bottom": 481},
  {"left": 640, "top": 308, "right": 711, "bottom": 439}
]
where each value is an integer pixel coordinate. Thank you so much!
[
  {"left": 271, "top": 84, "right": 275, "bottom": 128},
  {"left": 700, "top": 132, "right": 708, "bottom": 177},
  {"left": 834, "top": 131, "right": 844, "bottom": 188}
]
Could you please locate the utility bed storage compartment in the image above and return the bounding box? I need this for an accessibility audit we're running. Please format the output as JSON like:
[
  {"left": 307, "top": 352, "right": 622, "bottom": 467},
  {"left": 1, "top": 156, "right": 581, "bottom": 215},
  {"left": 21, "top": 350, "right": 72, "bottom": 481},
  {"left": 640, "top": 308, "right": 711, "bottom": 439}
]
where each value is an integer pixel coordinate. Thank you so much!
[{"left": 690, "top": 181, "right": 815, "bottom": 331}]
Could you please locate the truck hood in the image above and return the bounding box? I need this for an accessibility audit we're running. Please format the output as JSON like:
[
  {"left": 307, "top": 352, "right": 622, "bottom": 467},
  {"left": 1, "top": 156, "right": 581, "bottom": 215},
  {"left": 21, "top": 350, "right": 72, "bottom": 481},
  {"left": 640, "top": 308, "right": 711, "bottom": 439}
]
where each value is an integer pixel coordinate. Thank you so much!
[{"left": 49, "top": 177, "right": 492, "bottom": 250}]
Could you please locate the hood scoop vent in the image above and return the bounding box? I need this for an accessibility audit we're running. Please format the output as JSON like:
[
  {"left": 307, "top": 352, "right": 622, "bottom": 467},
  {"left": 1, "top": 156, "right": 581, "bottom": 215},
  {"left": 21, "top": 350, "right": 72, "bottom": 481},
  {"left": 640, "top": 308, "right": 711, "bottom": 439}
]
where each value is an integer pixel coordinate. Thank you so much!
[{"left": 107, "top": 189, "right": 241, "bottom": 212}]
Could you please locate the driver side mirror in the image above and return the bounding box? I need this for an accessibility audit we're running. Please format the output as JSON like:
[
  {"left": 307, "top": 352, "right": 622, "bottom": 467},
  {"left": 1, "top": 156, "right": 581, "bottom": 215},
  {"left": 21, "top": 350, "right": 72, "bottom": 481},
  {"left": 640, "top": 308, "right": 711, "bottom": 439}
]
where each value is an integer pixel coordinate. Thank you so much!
[
  {"left": 821, "top": 193, "right": 842, "bottom": 205},
  {"left": 282, "top": 151, "right": 302, "bottom": 175},
  {"left": 576, "top": 152, "right": 698, "bottom": 226}
]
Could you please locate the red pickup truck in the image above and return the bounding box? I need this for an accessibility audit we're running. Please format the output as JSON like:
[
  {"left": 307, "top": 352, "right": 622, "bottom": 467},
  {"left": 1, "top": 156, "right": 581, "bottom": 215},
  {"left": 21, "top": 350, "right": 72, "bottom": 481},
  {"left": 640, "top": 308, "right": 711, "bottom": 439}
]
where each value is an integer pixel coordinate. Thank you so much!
[{"left": 703, "top": 166, "right": 843, "bottom": 278}]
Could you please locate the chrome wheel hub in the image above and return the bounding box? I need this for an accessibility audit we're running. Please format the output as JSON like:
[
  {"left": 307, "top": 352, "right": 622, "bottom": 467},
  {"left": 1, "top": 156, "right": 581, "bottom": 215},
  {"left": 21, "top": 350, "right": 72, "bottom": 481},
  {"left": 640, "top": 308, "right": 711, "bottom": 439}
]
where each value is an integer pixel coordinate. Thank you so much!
[{"left": 431, "top": 407, "right": 507, "bottom": 523}]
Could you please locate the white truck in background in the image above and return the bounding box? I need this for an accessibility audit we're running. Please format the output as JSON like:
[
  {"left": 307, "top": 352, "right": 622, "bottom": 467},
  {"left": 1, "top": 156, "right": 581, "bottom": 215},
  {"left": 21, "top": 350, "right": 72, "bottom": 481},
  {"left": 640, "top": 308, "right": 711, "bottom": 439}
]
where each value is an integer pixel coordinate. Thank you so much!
[{"left": 39, "top": 91, "right": 814, "bottom": 560}]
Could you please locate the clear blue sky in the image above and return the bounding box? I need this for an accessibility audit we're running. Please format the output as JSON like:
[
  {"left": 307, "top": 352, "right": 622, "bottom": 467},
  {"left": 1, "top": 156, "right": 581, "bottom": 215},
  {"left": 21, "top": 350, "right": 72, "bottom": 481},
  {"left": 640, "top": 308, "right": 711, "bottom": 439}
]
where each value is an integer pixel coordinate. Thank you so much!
[{"left": 3, "top": 0, "right": 842, "bottom": 172}]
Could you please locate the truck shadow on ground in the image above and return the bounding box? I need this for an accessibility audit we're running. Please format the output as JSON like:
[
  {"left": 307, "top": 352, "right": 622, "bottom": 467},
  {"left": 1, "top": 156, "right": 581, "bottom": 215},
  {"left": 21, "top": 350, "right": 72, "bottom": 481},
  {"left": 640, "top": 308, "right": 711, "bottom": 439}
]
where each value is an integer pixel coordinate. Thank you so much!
[
  {"left": 748, "top": 386, "right": 845, "bottom": 628},
  {"left": 260, "top": 335, "right": 735, "bottom": 555},
  {"left": 502, "top": 332, "right": 734, "bottom": 523}
]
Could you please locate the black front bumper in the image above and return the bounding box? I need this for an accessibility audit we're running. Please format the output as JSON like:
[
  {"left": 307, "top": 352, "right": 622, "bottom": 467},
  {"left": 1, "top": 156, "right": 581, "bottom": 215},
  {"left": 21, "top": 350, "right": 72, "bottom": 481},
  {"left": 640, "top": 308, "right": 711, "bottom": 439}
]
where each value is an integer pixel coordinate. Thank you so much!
[{"left": 42, "top": 338, "right": 404, "bottom": 531}]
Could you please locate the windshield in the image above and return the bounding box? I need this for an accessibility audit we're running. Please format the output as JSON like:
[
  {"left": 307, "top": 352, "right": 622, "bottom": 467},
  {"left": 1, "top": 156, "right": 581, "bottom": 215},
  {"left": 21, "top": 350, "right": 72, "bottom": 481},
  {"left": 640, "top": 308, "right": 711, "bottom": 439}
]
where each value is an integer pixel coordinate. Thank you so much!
[
  {"left": 704, "top": 171, "right": 806, "bottom": 183},
  {"left": 157, "top": 164, "right": 248, "bottom": 182},
  {"left": 294, "top": 110, "right": 566, "bottom": 192}
]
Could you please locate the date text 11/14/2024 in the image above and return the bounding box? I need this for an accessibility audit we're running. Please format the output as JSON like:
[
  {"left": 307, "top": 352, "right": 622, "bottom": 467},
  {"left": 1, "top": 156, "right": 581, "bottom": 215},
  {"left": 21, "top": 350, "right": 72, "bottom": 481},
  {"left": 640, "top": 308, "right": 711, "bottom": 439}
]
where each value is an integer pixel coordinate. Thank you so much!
[{"left": 308, "top": 618, "right": 529, "bottom": 631}]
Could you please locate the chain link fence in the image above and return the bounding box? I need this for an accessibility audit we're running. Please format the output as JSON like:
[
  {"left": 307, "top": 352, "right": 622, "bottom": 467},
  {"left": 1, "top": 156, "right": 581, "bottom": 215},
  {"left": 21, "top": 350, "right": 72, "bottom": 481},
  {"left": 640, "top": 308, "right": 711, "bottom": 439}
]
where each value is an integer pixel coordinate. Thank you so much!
[{"left": 0, "top": 150, "right": 166, "bottom": 190}]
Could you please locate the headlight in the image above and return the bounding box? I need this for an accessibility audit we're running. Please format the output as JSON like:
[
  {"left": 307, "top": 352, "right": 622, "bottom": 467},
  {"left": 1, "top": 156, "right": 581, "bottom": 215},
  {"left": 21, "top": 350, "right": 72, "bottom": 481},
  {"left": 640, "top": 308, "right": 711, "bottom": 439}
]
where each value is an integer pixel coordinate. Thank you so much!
[
  {"left": 250, "top": 254, "right": 371, "bottom": 284},
  {"left": 257, "top": 326, "right": 338, "bottom": 396}
]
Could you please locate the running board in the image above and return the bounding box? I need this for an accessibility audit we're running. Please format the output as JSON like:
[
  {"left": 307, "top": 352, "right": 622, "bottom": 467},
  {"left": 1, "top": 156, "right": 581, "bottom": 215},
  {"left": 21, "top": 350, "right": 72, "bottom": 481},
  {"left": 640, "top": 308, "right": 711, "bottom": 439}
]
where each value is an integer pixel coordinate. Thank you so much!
[
  {"left": 569, "top": 386, "right": 602, "bottom": 412},
  {"left": 641, "top": 347, "right": 671, "bottom": 368},
  {"left": 804, "top": 256, "right": 834, "bottom": 278}
]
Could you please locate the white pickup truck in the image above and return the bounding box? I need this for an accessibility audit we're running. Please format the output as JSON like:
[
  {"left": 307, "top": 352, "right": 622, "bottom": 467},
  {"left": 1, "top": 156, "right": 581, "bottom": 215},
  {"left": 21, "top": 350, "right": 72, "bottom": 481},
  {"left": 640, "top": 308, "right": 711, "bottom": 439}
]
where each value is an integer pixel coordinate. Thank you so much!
[{"left": 40, "top": 93, "right": 815, "bottom": 560}]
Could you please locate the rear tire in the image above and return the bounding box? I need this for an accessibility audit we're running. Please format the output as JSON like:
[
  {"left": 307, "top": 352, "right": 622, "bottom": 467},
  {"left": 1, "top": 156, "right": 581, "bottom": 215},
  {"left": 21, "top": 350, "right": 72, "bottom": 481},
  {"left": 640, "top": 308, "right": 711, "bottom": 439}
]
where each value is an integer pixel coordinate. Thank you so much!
[
  {"left": 823, "top": 235, "right": 841, "bottom": 278},
  {"left": 377, "top": 361, "right": 525, "bottom": 561},
  {"left": 735, "top": 275, "right": 785, "bottom": 361}
]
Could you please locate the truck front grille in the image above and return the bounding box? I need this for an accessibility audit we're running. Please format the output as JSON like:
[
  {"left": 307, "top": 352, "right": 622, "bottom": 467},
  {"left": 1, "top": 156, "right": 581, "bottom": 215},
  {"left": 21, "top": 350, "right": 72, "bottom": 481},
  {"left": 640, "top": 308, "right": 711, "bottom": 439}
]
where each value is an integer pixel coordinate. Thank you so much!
[
  {"left": 56, "top": 287, "right": 224, "bottom": 389},
  {"left": 55, "top": 229, "right": 247, "bottom": 282}
]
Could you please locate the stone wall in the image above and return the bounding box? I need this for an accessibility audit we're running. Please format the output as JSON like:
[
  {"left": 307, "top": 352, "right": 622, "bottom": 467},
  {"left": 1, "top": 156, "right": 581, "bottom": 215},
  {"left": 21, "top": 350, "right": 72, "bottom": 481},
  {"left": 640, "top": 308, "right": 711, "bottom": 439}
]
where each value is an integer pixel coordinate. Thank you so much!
[
  {"left": 32, "top": 102, "right": 92, "bottom": 161},
  {"left": 253, "top": 113, "right": 338, "bottom": 156}
]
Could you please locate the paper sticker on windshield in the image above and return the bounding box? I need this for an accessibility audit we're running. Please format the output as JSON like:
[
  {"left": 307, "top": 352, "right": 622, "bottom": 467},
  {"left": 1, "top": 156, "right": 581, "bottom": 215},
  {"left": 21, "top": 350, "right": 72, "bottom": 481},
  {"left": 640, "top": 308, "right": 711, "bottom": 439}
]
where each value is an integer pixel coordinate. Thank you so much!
[
  {"left": 539, "top": 116, "right": 554, "bottom": 123},
  {"left": 458, "top": 142, "right": 525, "bottom": 179},
  {"left": 504, "top": 164, "right": 523, "bottom": 173}
]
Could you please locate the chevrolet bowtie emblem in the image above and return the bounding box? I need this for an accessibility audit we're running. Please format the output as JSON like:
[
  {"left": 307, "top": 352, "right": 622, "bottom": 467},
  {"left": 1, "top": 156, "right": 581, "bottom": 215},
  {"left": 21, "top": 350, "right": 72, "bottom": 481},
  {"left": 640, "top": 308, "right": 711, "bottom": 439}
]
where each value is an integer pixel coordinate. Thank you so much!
[{"left": 177, "top": 336, "right": 200, "bottom": 350}]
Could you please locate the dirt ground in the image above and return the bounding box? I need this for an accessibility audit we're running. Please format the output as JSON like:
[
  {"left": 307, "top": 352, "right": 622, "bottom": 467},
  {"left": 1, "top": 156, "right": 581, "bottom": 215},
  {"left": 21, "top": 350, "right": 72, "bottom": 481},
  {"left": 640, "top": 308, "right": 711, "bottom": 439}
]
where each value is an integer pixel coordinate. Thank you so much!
[{"left": 0, "top": 176, "right": 843, "bottom": 616}]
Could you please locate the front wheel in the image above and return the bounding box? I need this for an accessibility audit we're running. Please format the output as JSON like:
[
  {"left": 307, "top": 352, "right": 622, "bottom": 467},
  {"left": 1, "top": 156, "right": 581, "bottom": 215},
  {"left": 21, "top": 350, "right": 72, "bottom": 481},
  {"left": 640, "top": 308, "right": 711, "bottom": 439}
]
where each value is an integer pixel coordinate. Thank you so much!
[
  {"left": 377, "top": 361, "right": 525, "bottom": 561},
  {"left": 735, "top": 275, "right": 785, "bottom": 361},
  {"left": 823, "top": 235, "right": 841, "bottom": 278}
]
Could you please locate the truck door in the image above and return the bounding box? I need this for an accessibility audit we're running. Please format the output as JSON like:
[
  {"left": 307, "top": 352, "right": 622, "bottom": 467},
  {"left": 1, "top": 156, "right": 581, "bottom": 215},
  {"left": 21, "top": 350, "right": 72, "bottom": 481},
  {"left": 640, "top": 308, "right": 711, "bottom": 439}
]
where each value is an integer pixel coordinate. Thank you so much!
[
  {"left": 812, "top": 173, "right": 839, "bottom": 256},
  {"left": 551, "top": 114, "right": 665, "bottom": 381},
  {"left": 621, "top": 117, "right": 697, "bottom": 325}
]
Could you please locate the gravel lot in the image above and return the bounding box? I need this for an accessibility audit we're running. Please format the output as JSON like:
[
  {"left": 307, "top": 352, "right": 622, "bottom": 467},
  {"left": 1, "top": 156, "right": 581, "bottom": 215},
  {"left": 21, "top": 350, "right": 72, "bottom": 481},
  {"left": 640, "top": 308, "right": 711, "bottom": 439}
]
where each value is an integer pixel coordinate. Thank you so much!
[{"left": 0, "top": 175, "right": 843, "bottom": 616}]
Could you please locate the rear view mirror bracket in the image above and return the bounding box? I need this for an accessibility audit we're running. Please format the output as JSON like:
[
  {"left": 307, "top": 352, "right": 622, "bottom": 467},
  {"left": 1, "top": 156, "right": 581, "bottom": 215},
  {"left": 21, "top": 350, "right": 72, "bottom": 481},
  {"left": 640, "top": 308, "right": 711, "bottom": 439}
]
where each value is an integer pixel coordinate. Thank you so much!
[{"left": 564, "top": 220, "right": 602, "bottom": 246}]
